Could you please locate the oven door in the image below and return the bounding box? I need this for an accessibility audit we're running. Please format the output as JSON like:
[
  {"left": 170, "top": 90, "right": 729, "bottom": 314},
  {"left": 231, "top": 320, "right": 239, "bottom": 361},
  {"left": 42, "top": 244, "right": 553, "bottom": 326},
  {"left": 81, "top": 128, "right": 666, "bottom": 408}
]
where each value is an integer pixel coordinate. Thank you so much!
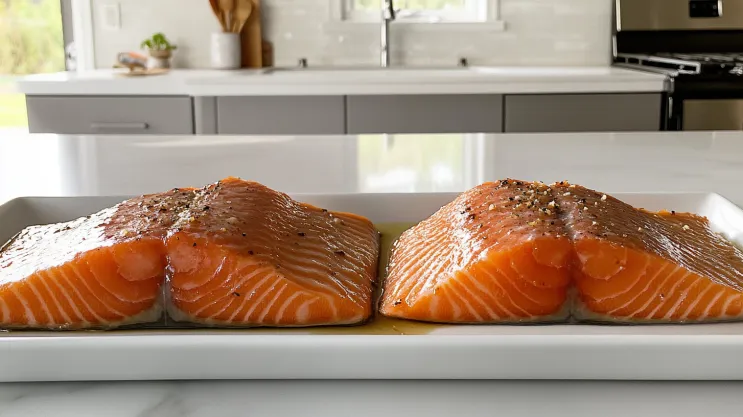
[
  {"left": 669, "top": 77, "right": 743, "bottom": 130},
  {"left": 682, "top": 99, "right": 743, "bottom": 130}
]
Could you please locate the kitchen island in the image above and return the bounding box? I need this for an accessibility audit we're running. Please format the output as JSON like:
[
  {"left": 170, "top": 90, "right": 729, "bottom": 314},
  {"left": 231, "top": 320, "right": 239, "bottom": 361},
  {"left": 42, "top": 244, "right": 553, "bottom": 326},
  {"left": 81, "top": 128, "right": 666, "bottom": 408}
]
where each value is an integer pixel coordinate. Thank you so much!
[{"left": 1, "top": 130, "right": 743, "bottom": 416}]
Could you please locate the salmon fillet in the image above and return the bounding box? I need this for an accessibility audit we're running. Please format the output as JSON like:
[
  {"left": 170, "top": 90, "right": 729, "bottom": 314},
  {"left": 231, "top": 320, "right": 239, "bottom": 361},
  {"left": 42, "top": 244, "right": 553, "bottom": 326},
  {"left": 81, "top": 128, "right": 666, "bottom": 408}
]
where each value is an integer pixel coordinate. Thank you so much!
[
  {"left": 554, "top": 183, "right": 743, "bottom": 323},
  {"left": 166, "top": 178, "right": 380, "bottom": 327},
  {"left": 0, "top": 178, "right": 379, "bottom": 329},
  {"left": 380, "top": 180, "right": 573, "bottom": 323},
  {"left": 382, "top": 179, "right": 743, "bottom": 324},
  {"left": 0, "top": 189, "right": 195, "bottom": 329}
]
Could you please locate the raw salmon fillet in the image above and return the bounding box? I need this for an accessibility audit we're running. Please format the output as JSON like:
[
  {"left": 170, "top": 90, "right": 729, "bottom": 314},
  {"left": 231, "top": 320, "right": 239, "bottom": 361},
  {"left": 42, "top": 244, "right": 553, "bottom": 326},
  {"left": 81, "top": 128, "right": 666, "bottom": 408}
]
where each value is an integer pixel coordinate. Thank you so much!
[
  {"left": 0, "top": 189, "right": 196, "bottom": 329},
  {"left": 554, "top": 183, "right": 743, "bottom": 323},
  {"left": 382, "top": 179, "right": 743, "bottom": 324},
  {"left": 380, "top": 180, "right": 573, "bottom": 323},
  {"left": 166, "top": 177, "right": 380, "bottom": 327}
]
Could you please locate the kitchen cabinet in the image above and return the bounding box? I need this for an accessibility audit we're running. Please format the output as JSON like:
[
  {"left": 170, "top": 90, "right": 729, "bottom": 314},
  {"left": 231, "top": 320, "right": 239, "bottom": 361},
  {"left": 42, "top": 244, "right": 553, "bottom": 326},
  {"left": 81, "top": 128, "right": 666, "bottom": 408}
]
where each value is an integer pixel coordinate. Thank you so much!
[
  {"left": 346, "top": 95, "right": 504, "bottom": 134},
  {"left": 504, "top": 93, "right": 662, "bottom": 133},
  {"left": 23, "top": 93, "right": 664, "bottom": 136},
  {"left": 26, "top": 96, "right": 194, "bottom": 135},
  {"left": 216, "top": 96, "right": 346, "bottom": 135}
]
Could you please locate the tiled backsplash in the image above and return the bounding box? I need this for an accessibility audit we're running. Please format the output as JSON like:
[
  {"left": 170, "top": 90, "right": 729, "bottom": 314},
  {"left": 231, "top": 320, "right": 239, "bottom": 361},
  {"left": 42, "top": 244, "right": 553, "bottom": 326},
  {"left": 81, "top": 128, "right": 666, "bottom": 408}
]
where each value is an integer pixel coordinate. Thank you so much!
[{"left": 91, "top": 0, "right": 613, "bottom": 69}]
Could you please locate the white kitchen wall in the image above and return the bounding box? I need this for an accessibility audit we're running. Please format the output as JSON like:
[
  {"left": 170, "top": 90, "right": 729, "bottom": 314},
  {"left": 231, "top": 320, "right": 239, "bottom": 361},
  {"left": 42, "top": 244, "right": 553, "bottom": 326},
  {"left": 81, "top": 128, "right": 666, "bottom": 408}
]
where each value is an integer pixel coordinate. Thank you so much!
[{"left": 91, "top": 0, "right": 613, "bottom": 69}]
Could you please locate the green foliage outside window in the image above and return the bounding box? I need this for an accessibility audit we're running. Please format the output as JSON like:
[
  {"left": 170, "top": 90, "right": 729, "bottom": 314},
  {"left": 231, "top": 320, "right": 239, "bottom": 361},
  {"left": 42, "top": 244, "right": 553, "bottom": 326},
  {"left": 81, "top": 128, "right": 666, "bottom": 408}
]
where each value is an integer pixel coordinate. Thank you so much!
[
  {"left": 0, "top": 0, "right": 65, "bottom": 75},
  {"left": 0, "top": 0, "right": 65, "bottom": 127}
]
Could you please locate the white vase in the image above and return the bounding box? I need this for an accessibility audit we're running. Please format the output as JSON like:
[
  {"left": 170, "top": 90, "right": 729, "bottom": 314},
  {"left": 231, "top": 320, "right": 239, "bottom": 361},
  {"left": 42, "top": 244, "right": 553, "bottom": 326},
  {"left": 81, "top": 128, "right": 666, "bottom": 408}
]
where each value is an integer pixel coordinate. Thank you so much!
[{"left": 211, "top": 33, "right": 241, "bottom": 69}]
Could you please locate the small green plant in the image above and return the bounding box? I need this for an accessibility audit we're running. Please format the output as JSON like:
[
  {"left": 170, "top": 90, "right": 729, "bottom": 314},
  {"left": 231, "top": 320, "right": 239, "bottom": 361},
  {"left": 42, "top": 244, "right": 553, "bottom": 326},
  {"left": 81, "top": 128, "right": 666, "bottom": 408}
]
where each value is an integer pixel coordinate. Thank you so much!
[{"left": 140, "top": 32, "right": 177, "bottom": 51}]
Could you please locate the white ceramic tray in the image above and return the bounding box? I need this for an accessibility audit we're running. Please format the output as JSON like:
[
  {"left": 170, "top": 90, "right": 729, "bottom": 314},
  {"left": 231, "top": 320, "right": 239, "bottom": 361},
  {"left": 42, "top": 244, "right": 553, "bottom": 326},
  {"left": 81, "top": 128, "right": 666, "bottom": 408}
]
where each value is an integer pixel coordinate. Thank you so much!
[{"left": 2, "top": 192, "right": 743, "bottom": 382}]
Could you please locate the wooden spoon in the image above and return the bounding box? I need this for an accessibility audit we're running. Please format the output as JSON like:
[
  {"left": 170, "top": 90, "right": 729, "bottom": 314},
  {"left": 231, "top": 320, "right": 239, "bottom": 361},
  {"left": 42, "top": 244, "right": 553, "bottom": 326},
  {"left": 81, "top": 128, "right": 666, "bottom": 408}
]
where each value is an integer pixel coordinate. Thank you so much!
[
  {"left": 233, "top": 0, "right": 254, "bottom": 33},
  {"left": 219, "top": 0, "right": 235, "bottom": 32},
  {"left": 209, "top": 0, "right": 227, "bottom": 31}
]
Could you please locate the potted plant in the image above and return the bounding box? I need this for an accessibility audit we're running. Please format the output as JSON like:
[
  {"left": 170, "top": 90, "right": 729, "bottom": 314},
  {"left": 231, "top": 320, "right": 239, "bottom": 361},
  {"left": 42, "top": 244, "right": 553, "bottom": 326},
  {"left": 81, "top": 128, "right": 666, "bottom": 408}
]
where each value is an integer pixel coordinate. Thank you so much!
[{"left": 140, "top": 32, "right": 177, "bottom": 69}]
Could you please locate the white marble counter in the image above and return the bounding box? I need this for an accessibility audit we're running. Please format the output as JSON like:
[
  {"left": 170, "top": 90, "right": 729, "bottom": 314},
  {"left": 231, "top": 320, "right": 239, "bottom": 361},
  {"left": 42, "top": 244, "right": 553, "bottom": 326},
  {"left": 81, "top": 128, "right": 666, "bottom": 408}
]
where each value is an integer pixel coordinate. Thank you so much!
[
  {"left": 2, "top": 380, "right": 743, "bottom": 417},
  {"left": 1, "top": 131, "right": 742, "bottom": 205},
  {"left": 15, "top": 67, "right": 668, "bottom": 96},
  {"left": 2, "top": 130, "right": 743, "bottom": 416}
]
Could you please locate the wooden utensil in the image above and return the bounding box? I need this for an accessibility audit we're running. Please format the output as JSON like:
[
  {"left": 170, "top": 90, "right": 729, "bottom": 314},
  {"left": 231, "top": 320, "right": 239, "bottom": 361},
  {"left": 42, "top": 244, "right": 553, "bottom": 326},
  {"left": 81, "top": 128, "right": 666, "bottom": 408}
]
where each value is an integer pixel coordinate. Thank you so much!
[
  {"left": 209, "top": 0, "right": 227, "bottom": 31},
  {"left": 219, "top": 0, "right": 235, "bottom": 33},
  {"left": 232, "top": 0, "right": 253, "bottom": 33},
  {"left": 240, "top": 0, "right": 263, "bottom": 67}
]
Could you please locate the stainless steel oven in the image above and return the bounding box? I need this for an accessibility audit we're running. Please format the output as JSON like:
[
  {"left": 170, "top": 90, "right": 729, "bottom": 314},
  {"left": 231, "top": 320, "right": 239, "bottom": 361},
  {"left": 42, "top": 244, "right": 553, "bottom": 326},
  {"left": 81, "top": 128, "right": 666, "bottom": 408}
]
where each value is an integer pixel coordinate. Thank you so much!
[{"left": 615, "top": 0, "right": 743, "bottom": 131}]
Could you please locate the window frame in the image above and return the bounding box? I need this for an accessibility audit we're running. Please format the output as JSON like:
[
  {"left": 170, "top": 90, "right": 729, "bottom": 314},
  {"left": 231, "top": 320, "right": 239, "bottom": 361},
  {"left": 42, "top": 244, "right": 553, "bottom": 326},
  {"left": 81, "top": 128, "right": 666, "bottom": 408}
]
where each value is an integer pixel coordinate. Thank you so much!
[{"left": 66, "top": 0, "right": 96, "bottom": 71}]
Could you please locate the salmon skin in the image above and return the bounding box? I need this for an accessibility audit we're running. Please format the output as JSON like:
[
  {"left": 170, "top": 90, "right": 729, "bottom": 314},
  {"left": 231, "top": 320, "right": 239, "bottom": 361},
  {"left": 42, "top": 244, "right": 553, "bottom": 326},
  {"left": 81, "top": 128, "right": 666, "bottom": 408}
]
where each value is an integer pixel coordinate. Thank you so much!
[
  {"left": 0, "top": 178, "right": 379, "bottom": 330},
  {"left": 166, "top": 178, "right": 380, "bottom": 327},
  {"left": 380, "top": 180, "right": 743, "bottom": 324},
  {"left": 0, "top": 188, "right": 195, "bottom": 330}
]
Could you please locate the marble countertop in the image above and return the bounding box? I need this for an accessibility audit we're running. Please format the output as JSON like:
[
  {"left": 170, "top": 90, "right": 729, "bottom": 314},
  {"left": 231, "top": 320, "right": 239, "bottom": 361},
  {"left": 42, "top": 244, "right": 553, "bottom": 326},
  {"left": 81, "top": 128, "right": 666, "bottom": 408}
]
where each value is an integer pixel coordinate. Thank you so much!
[
  {"left": 1, "top": 130, "right": 741, "bottom": 205},
  {"left": 14, "top": 66, "right": 668, "bottom": 96},
  {"left": 3, "top": 380, "right": 743, "bottom": 417},
  {"left": 2, "top": 130, "right": 743, "bottom": 416}
]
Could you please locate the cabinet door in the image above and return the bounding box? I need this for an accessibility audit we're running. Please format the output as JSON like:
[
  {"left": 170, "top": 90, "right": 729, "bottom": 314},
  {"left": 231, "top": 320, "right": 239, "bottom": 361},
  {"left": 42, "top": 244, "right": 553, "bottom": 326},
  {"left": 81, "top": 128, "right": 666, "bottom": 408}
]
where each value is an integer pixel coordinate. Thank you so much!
[
  {"left": 26, "top": 96, "right": 194, "bottom": 134},
  {"left": 504, "top": 94, "right": 662, "bottom": 133},
  {"left": 217, "top": 96, "right": 345, "bottom": 135},
  {"left": 346, "top": 95, "right": 504, "bottom": 134}
]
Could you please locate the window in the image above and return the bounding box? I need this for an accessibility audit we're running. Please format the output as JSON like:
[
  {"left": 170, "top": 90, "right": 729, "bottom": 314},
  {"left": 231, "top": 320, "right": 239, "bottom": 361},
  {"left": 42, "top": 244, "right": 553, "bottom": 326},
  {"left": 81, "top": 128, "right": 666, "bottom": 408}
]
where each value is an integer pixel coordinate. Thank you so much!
[
  {"left": 346, "top": 0, "right": 486, "bottom": 23},
  {"left": 330, "top": 0, "right": 504, "bottom": 30}
]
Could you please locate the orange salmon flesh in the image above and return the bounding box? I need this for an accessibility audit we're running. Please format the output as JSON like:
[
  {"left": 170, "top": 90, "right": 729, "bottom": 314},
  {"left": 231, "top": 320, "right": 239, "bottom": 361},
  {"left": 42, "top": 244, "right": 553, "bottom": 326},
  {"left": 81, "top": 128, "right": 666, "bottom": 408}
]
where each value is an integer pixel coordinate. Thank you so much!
[
  {"left": 2, "top": 178, "right": 743, "bottom": 329},
  {"left": 0, "top": 178, "right": 379, "bottom": 329},
  {"left": 381, "top": 180, "right": 743, "bottom": 324}
]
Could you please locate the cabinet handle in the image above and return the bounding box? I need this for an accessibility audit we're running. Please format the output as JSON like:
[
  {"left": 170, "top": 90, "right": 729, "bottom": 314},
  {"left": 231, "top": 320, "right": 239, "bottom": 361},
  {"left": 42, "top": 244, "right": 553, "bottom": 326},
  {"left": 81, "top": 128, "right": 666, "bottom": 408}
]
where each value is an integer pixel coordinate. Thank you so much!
[{"left": 91, "top": 122, "right": 149, "bottom": 132}]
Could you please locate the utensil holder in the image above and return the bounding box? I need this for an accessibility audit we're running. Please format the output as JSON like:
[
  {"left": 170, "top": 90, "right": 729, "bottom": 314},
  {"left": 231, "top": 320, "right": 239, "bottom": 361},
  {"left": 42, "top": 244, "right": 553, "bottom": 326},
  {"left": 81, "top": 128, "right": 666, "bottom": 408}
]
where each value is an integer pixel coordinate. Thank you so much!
[{"left": 211, "top": 32, "right": 241, "bottom": 69}]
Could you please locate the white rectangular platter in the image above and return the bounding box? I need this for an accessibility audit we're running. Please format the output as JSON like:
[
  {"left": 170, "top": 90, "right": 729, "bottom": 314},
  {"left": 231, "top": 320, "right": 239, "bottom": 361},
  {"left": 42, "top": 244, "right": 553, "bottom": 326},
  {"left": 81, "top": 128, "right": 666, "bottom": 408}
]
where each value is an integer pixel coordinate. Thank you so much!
[{"left": 2, "top": 192, "right": 743, "bottom": 382}]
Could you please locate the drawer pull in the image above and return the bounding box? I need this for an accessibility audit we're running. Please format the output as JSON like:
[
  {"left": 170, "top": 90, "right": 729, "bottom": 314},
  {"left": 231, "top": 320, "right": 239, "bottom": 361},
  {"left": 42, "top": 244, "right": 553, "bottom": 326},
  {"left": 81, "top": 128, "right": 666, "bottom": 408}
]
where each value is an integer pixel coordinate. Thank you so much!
[{"left": 90, "top": 122, "right": 149, "bottom": 132}]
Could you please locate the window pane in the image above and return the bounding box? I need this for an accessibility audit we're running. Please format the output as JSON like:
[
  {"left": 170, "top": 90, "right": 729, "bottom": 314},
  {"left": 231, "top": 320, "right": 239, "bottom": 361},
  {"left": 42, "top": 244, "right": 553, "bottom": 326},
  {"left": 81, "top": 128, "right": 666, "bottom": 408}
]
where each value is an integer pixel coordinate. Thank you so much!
[
  {"left": 353, "top": 0, "right": 468, "bottom": 11},
  {"left": 0, "top": 0, "right": 65, "bottom": 130}
]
